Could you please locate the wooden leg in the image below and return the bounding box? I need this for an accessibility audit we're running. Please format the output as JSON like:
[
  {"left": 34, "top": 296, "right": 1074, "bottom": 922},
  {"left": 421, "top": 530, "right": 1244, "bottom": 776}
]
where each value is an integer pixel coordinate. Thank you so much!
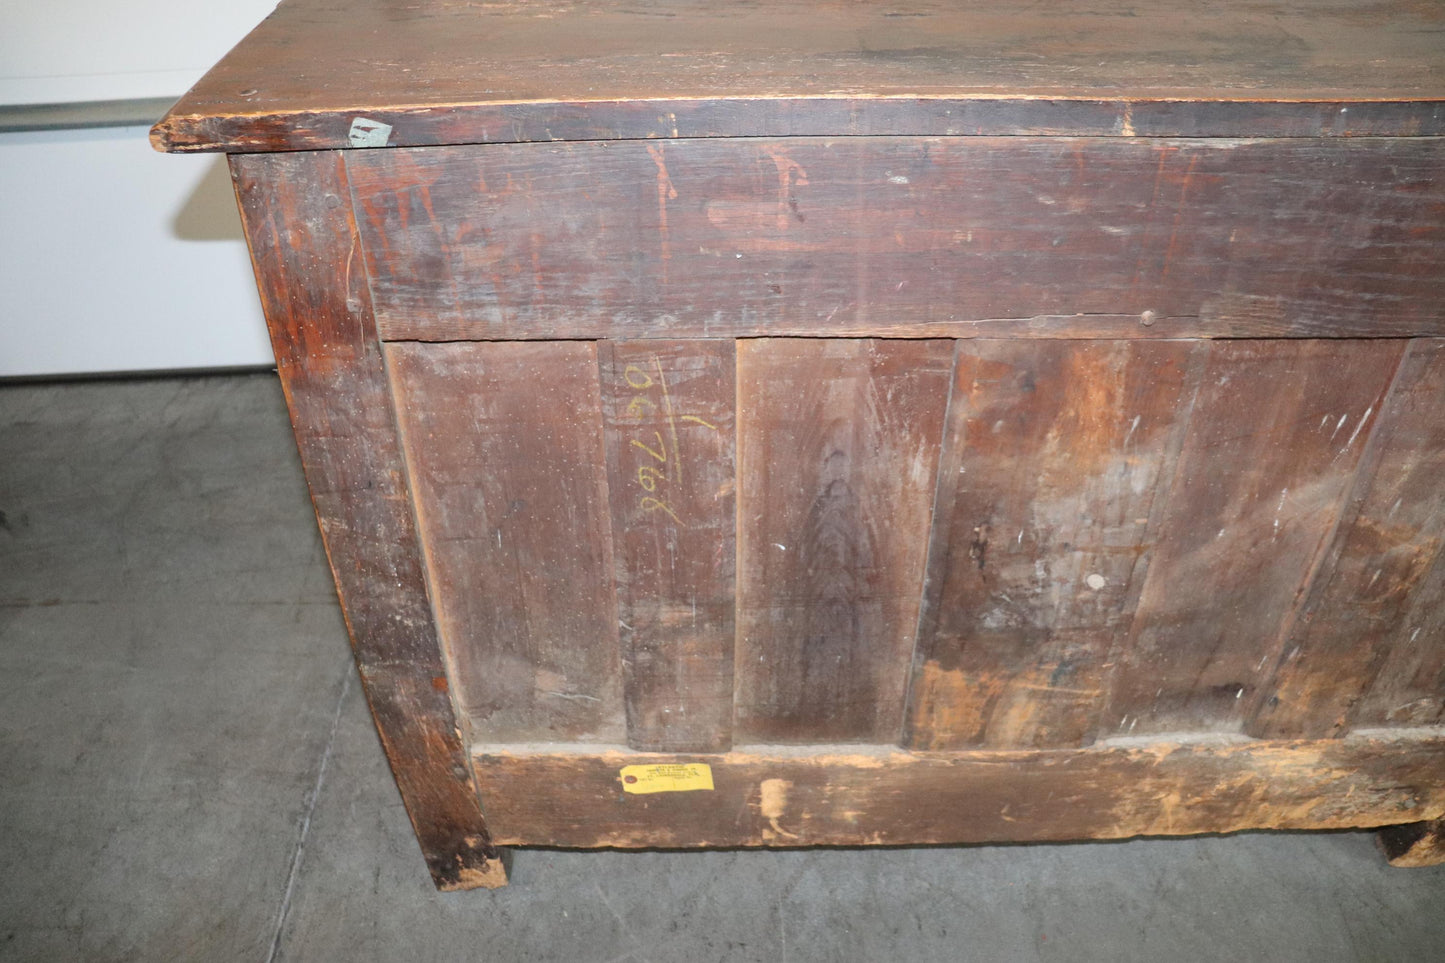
[
  {"left": 1378, "top": 819, "right": 1445, "bottom": 868},
  {"left": 232, "top": 150, "right": 503, "bottom": 892},
  {"left": 440, "top": 846, "right": 511, "bottom": 891}
]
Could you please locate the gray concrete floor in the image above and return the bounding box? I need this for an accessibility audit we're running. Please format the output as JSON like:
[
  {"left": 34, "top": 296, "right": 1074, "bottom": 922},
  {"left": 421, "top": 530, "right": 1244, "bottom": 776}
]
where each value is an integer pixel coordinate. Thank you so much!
[{"left": 1, "top": 372, "right": 1442, "bottom": 963}]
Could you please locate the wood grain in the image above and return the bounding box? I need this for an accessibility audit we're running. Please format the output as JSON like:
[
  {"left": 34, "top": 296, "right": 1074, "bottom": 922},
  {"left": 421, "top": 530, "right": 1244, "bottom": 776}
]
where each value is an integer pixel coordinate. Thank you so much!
[
  {"left": 600, "top": 340, "right": 736, "bottom": 752},
  {"left": 1378, "top": 819, "right": 1445, "bottom": 868},
  {"left": 734, "top": 339, "right": 953, "bottom": 744},
  {"left": 386, "top": 341, "right": 623, "bottom": 744},
  {"left": 904, "top": 340, "right": 1200, "bottom": 750},
  {"left": 154, "top": 0, "right": 1445, "bottom": 151},
  {"left": 471, "top": 734, "right": 1445, "bottom": 848},
  {"left": 1250, "top": 340, "right": 1445, "bottom": 738},
  {"left": 230, "top": 152, "right": 505, "bottom": 890},
  {"left": 1103, "top": 340, "right": 1406, "bottom": 738},
  {"left": 346, "top": 138, "right": 1445, "bottom": 342}
]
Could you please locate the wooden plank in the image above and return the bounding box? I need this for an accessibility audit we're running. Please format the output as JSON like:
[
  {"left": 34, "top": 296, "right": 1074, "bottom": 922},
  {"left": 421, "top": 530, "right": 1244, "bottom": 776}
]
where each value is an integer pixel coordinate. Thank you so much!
[
  {"left": 1354, "top": 631, "right": 1445, "bottom": 731},
  {"left": 153, "top": 0, "right": 1445, "bottom": 151},
  {"left": 1102, "top": 340, "right": 1406, "bottom": 738},
  {"left": 230, "top": 152, "right": 505, "bottom": 891},
  {"left": 599, "top": 340, "right": 737, "bottom": 752},
  {"left": 1378, "top": 819, "right": 1445, "bottom": 868},
  {"left": 385, "top": 341, "right": 623, "bottom": 744},
  {"left": 471, "top": 734, "right": 1445, "bottom": 848},
  {"left": 904, "top": 340, "right": 1200, "bottom": 750},
  {"left": 346, "top": 138, "right": 1445, "bottom": 343},
  {"left": 734, "top": 339, "right": 953, "bottom": 744},
  {"left": 1251, "top": 340, "right": 1445, "bottom": 739}
]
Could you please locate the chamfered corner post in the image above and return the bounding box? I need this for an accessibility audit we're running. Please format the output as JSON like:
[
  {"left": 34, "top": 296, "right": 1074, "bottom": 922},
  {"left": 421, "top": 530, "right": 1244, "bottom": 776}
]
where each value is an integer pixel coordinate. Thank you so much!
[
  {"left": 1378, "top": 819, "right": 1445, "bottom": 868},
  {"left": 228, "top": 148, "right": 506, "bottom": 891}
]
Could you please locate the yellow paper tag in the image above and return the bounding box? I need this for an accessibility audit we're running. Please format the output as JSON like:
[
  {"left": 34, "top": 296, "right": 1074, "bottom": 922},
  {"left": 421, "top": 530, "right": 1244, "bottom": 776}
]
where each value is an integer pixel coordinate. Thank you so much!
[{"left": 619, "top": 763, "right": 714, "bottom": 794}]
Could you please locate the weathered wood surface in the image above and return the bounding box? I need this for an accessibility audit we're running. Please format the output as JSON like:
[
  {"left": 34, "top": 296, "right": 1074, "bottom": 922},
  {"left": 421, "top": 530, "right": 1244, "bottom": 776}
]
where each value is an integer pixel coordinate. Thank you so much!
[
  {"left": 231, "top": 152, "right": 505, "bottom": 890},
  {"left": 386, "top": 341, "right": 624, "bottom": 743},
  {"left": 1378, "top": 818, "right": 1445, "bottom": 868},
  {"left": 1103, "top": 340, "right": 1406, "bottom": 738},
  {"left": 472, "top": 734, "right": 1445, "bottom": 848},
  {"left": 734, "top": 339, "right": 953, "bottom": 743},
  {"left": 904, "top": 340, "right": 1200, "bottom": 750},
  {"left": 599, "top": 340, "right": 737, "bottom": 752},
  {"left": 1252, "top": 340, "right": 1445, "bottom": 739},
  {"left": 346, "top": 138, "right": 1445, "bottom": 342},
  {"left": 154, "top": 0, "right": 1445, "bottom": 151}
]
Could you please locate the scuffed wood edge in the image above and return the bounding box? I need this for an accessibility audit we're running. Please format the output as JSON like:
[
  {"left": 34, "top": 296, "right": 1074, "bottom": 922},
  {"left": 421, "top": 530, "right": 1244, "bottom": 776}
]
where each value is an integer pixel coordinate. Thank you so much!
[
  {"left": 152, "top": 97, "right": 1445, "bottom": 154},
  {"left": 472, "top": 732, "right": 1445, "bottom": 848},
  {"left": 230, "top": 150, "right": 505, "bottom": 891},
  {"left": 1377, "top": 818, "right": 1445, "bottom": 867}
]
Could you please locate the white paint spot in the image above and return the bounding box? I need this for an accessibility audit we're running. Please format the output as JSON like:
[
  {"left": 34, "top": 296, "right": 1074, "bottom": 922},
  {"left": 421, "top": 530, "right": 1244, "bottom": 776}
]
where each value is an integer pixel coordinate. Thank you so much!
[
  {"left": 348, "top": 117, "right": 393, "bottom": 147},
  {"left": 1086, "top": 573, "right": 1107, "bottom": 591},
  {"left": 1343, "top": 406, "right": 1372, "bottom": 451},
  {"left": 773, "top": 543, "right": 787, "bottom": 551},
  {"left": 887, "top": 174, "right": 910, "bottom": 185}
]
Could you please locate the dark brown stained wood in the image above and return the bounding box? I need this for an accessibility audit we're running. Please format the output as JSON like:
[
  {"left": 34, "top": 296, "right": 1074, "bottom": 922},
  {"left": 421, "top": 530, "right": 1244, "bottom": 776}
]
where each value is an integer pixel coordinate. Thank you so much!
[
  {"left": 153, "top": 0, "right": 1445, "bottom": 152},
  {"left": 599, "top": 340, "right": 737, "bottom": 752},
  {"left": 1251, "top": 340, "right": 1445, "bottom": 739},
  {"left": 471, "top": 734, "right": 1445, "bottom": 848},
  {"left": 385, "top": 341, "right": 623, "bottom": 744},
  {"left": 230, "top": 152, "right": 505, "bottom": 891},
  {"left": 1103, "top": 340, "right": 1406, "bottom": 738},
  {"left": 1354, "top": 636, "right": 1445, "bottom": 732},
  {"left": 734, "top": 339, "right": 953, "bottom": 744},
  {"left": 1378, "top": 819, "right": 1445, "bottom": 868},
  {"left": 345, "top": 138, "right": 1445, "bottom": 343},
  {"left": 904, "top": 340, "right": 1200, "bottom": 751}
]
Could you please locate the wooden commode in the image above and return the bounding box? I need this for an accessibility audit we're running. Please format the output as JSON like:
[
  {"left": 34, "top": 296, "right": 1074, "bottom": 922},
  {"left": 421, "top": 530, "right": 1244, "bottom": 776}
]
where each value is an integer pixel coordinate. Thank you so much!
[{"left": 155, "top": 0, "right": 1445, "bottom": 889}]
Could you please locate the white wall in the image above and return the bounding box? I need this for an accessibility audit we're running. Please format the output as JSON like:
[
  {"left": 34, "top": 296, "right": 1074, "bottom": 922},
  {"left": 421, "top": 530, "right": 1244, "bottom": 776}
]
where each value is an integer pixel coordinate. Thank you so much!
[
  {"left": 0, "top": 126, "right": 273, "bottom": 377},
  {"left": 0, "top": 1, "right": 278, "bottom": 105},
  {"left": 0, "top": 1, "right": 280, "bottom": 377}
]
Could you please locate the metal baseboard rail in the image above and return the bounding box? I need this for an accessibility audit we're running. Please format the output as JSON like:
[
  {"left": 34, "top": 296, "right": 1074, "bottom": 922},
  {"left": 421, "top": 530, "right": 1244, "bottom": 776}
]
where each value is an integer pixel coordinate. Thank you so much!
[{"left": 0, "top": 97, "right": 179, "bottom": 133}]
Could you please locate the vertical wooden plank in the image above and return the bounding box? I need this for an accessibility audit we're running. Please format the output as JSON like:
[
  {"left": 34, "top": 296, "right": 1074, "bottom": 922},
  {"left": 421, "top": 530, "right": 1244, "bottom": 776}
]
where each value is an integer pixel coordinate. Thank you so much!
[
  {"left": 734, "top": 338, "right": 953, "bottom": 744},
  {"left": 1251, "top": 340, "right": 1445, "bottom": 738},
  {"left": 599, "top": 340, "right": 737, "bottom": 752},
  {"left": 230, "top": 152, "right": 505, "bottom": 891},
  {"left": 1353, "top": 595, "right": 1445, "bottom": 730},
  {"left": 1103, "top": 339, "right": 1406, "bottom": 738},
  {"left": 903, "top": 340, "right": 1199, "bottom": 750},
  {"left": 385, "top": 341, "right": 623, "bottom": 744}
]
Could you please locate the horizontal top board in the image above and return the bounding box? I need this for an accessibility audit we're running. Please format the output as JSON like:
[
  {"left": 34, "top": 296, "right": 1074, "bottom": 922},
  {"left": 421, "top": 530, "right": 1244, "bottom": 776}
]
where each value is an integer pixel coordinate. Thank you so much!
[{"left": 153, "top": 0, "right": 1445, "bottom": 152}]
